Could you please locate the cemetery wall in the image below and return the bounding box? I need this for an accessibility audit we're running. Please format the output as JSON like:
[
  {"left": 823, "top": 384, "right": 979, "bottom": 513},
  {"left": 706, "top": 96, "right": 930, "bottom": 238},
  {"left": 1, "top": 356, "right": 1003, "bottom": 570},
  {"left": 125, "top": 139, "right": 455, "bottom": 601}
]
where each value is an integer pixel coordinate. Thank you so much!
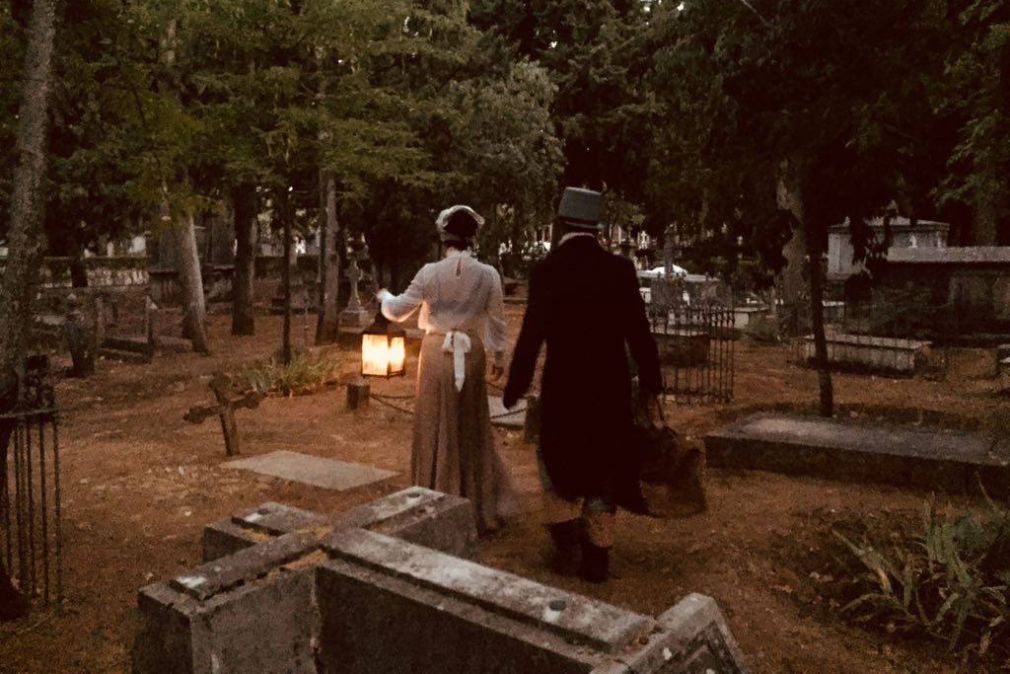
[{"left": 3, "top": 256, "right": 150, "bottom": 289}]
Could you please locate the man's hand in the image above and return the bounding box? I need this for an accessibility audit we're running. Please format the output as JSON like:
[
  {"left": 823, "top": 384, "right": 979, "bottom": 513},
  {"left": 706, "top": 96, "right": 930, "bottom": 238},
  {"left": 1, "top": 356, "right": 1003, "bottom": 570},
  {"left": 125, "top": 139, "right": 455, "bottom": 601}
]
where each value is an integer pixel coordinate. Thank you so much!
[
  {"left": 489, "top": 364, "right": 504, "bottom": 382},
  {"left": 636, "top": 390, "right": 662, "bottom": 427},
  {"left": 502, "top": 385, "right": 519, "bottom": 410}
]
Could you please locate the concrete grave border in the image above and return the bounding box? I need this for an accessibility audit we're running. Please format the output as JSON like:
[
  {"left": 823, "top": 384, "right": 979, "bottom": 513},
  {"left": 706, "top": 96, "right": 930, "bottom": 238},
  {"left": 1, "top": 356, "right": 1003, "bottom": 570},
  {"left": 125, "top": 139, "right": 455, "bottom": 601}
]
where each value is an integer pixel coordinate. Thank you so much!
[{"left": 706, "top": 413, "right": 1010, "bottom": 496}]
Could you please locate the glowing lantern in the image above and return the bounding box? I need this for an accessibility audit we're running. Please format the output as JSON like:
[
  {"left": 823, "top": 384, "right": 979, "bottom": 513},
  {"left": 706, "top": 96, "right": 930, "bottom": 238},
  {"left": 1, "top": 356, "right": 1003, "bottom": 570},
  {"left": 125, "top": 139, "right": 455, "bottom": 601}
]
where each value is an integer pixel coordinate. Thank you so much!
[{"left": 361, "top": 312, "right": 406, "bottom": 378}]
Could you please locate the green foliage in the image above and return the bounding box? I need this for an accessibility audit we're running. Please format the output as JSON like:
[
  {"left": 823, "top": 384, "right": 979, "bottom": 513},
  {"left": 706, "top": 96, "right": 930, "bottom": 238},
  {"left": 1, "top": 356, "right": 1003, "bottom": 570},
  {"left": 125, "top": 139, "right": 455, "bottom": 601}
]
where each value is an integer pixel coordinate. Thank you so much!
[
  {"left": 833, "top": 500, "right": 1010, "bottom": 664},
  {"left": 742, "top": 314, "right": 781, "bottom": 344},
  {"left": 647, "top": 0, "right": 951, "bottom": 261},
  {"left": 237, "top": 350, "right": 342, "bottom": 396},
  {"left": 936, "top": 0, "right": 1010, "bottom": 243}
]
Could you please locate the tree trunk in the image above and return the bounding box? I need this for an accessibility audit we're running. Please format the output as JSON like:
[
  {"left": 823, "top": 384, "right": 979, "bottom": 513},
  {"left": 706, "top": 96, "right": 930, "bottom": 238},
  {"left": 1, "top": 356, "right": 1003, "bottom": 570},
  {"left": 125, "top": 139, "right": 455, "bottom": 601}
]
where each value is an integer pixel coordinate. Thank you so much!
[
  {"left": 280, "top": 194, "right": 293, "bottom": 365},
  {"left": 69, "top": 249, "right": 88, "bottom": 288},
  {"left": 156, "top": 19, "right": 208, "bottom": 352},
  {"left": 231, "top": 183, "right": 257, "bottom": 336},
  {"left": 0, "top": 0, "right": 59, "bottom": 622},
  {"left": 973, "top": 169, "right": 999, "bottom": 246},
  {"left": 315, "top": 173, "right": 340, "bottom": 343},
  {"left": 806, "top": 225, "right": 833, "bottom": 417},
  {"left": 779, "top": 162, "right": 833, "bottom": 417},
  {"left": 777, "top": 172, "right": 807, "bottom": 315},
  {"left": 172, "top": 209, "right": 210, "bottom": 353}
]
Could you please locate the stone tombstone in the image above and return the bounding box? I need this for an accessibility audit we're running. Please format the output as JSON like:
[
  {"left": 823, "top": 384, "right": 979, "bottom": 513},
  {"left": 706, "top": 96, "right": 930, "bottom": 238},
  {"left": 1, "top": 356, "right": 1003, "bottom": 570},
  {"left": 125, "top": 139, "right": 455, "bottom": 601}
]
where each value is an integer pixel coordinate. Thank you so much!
[
  {"left": 204, "top": 213, "right": 236, "bottom": 267},
  {"left": 340, "top": 239, "right": 372, "bottom": 328},
  {"left": 134, "top": 488, "right": 749, "bottom": 674}
]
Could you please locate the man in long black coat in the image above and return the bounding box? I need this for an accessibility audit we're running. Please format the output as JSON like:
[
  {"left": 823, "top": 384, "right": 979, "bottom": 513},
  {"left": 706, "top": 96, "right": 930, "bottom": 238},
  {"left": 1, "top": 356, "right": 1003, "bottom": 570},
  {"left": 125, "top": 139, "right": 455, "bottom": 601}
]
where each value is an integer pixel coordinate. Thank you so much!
[{"left": 503, "top": 187, "right": 662, "bottom": 582}]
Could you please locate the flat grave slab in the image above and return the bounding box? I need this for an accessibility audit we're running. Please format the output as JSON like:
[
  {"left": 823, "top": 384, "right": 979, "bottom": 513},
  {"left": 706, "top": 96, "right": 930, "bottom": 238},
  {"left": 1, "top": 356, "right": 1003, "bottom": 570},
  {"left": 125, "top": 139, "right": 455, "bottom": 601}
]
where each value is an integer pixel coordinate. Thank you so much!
[
  {"left": 222, "top": 450, "right": 397, "bottom": 491},
  {"left": 488, "top": 395, "right": 526, "bottom": 428},
  {"left": 706, "top": 413, "right": 1010, "bottom": 496}
]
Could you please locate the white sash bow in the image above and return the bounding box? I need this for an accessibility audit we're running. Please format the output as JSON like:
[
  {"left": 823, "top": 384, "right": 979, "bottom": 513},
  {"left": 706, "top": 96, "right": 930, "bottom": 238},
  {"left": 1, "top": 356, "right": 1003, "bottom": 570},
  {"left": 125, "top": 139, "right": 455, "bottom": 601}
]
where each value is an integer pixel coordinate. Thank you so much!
[{"left": 441, "top": 330, "right": 472, "bottom": 392}]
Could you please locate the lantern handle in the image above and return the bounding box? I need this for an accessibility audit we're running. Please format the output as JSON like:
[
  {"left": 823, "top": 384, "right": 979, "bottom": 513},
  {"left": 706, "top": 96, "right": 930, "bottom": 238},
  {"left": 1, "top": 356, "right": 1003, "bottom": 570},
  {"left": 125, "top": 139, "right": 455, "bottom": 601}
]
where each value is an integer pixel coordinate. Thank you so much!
[{"left": 368, "top": 309, "right": 390, "bottom": 331}]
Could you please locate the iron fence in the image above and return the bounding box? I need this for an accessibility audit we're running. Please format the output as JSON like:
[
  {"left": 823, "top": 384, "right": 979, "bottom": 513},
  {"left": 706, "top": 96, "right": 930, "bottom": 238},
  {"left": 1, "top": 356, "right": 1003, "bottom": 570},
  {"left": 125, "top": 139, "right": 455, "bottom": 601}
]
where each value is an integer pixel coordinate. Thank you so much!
[
  {"left": 648, "top": 299, "right": 735, "bottom": 404},
  {"left": 1, "top": 361, "right": 63, "bottom": 610}
]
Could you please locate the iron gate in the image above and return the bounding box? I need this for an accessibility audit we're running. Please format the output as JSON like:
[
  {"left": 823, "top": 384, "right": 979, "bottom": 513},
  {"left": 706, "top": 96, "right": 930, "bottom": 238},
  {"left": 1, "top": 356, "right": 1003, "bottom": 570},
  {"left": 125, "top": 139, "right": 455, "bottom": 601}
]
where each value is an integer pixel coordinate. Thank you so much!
[{"left": 647, "top": 285, "right": 735, "bottom": 404}]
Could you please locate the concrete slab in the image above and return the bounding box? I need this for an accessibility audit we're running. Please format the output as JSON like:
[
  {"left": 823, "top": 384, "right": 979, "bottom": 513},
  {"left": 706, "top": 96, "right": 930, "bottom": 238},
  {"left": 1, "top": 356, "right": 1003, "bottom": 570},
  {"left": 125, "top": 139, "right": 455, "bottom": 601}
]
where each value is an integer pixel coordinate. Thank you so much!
[
  {"left": 488, "top": 395, "right": 526, "bottom": 428},
  {"left": 322, "top": 527, "right": 652, "bottom": 654},
  {"left": 706, "top": 413, "right": 1010, "bottom": 495},
  {"left": 222, "top": 450, "right": 397, "bottom": 491},
  {"left": 202, "top": 487, "right": 478, "bottom": 563}
]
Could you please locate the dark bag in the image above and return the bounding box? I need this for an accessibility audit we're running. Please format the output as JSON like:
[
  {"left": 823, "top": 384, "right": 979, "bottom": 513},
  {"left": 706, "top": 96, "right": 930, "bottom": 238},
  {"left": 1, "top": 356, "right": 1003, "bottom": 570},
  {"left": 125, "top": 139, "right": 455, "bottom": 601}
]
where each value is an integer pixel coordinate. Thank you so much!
[{"left": 616, "top": 397, "right": 707, "bottom": 517}]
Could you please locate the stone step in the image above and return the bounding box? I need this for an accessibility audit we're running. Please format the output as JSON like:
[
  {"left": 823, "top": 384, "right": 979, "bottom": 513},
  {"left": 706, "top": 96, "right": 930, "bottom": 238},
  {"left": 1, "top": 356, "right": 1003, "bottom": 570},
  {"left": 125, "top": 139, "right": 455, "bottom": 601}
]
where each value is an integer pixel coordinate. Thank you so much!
[{"left": 706, "top": 412, "right": 1010, "bottom": 496}]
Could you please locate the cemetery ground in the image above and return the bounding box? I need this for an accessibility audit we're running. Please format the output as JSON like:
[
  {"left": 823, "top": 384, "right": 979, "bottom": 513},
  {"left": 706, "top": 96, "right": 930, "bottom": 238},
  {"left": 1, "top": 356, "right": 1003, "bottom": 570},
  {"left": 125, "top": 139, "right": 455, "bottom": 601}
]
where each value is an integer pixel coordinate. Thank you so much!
[{"left": 2, "top": 302, "right": 1009, "bottom": 674}]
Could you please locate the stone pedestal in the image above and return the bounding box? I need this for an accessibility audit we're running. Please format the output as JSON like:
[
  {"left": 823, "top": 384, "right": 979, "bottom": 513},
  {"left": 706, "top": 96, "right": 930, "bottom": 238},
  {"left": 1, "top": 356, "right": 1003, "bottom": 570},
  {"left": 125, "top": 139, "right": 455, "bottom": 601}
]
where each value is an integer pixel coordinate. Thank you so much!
[{"left": 340, "top": 306, "right": 371, "bottom": 328}]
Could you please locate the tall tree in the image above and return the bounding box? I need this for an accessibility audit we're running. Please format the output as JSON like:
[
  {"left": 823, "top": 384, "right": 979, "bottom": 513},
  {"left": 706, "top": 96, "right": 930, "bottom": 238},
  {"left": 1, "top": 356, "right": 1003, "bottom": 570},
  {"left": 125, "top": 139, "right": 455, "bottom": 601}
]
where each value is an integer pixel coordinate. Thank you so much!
[
  {"left": 0, "top": 0, "right": 59, "bottom": 622},
  {"left": 470, "top": 0, "right": 656, "bottom": 214},
  {"left": 939, "top": 0, "right": 1010, "bottom": 245},
  {"left": 649, "top": 0, "right": 947, "bottom": 416},
  {"left": 158, "top": 16, "right": 209, "bottom": 353}
]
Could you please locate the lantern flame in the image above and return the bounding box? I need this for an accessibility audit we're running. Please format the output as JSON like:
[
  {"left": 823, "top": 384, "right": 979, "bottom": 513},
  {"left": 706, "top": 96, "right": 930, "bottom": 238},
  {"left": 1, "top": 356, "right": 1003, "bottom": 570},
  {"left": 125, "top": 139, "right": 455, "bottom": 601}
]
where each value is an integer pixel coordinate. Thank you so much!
[
  {"left": 362, "top": 333, "right": 392, "bottom": 377},
  {"left": 388, "top": 335, "right": 406, "bottom": 376}
]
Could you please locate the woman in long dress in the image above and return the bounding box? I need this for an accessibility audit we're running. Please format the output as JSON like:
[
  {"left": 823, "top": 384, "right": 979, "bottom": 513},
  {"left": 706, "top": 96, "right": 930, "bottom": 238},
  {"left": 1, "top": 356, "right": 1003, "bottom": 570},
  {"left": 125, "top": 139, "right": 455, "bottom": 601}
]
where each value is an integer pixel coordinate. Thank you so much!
[{"left": 377, "top": 205, "right": 514, "bottom": 533}]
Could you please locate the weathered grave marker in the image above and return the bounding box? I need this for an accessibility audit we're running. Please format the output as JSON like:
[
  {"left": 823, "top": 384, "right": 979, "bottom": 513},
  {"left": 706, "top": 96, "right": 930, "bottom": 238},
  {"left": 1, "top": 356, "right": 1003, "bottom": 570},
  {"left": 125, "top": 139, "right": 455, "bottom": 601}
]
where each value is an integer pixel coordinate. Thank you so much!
[
  {"left": 134, "top": 487, "right": 749, "bottom": 674},
  {"left": 340, "top": 247, "right": 371, "bottom": 328},
  {"left": 183, "top": 374, "right": 264, "bottom": 456},
  {"left": 800, "top": 333, "right": 930, "bottom": 374}
]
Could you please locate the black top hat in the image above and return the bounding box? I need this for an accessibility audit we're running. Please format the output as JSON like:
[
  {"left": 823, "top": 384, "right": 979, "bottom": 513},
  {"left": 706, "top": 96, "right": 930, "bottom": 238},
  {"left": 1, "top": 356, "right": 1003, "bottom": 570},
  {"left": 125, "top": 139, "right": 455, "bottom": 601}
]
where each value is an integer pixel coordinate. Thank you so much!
[{"left": 557, "top": 187, "right": 605, "bottom": 230}]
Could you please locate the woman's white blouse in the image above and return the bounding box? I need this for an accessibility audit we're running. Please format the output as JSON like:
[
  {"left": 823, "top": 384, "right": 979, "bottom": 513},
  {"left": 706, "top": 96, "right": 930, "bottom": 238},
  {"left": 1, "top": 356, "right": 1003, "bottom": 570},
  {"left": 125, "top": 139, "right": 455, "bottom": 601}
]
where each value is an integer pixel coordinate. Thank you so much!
[{"left": 379, "top": 251, "right": 508, "bottom": 367}]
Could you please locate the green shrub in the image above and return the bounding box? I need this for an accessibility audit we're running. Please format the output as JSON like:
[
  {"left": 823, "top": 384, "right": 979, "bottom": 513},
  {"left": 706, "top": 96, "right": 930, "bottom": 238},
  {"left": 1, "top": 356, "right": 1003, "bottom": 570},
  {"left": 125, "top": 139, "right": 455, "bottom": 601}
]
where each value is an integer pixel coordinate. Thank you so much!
[
  {"left": 743, "top": 314, "right": 781, "bottom": 343},
  {"left": 834, "top": 499, "right": 1010, "bottom": 664},
  {"left": 238, "top": 350, "right": 341, "bottom": 396}
]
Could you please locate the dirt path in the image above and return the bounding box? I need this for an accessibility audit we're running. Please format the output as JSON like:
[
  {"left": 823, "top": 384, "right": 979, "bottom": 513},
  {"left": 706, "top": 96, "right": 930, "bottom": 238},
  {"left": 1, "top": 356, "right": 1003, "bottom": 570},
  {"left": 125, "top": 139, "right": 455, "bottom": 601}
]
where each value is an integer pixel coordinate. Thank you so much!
[{"left": 1, "top": 308, "right": 1005, "bottom": 673}]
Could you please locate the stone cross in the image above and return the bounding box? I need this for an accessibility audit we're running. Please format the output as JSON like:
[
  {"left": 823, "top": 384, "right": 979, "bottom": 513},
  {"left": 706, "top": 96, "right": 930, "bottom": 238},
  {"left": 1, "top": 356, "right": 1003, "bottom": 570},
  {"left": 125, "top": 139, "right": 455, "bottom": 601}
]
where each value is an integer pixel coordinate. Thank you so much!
[
  {"left": 183, "top": 373, "right": 264, "bottom": 456},
  {"left": 345, "top": 256, "right": 364, "bottom": 312}
]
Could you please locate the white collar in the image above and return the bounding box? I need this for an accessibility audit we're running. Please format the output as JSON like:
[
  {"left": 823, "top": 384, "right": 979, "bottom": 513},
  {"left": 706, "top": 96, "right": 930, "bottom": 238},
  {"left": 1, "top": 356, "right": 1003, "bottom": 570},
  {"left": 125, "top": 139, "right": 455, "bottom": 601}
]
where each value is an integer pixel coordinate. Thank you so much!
[
  {"left": 444, "top": 249, "right": 471, "bottom": 259},
  {"left": 559, "top": 232, "right": 597, "bottom": 246}
]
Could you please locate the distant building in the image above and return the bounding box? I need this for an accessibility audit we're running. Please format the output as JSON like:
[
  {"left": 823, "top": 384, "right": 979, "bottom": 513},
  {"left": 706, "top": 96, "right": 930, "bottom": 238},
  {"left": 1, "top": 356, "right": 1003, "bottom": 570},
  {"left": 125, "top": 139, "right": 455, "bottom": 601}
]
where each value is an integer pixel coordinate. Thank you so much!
[{"left": 827, "top": 217, "right": 949, "bottom": 282}]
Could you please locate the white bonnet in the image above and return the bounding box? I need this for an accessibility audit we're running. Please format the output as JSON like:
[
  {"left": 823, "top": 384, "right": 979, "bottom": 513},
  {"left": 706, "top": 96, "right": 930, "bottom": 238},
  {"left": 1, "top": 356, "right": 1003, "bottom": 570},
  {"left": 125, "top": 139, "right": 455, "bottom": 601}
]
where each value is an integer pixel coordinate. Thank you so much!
[{"left": 435, "top": 205, "right": 485, "bottom": 238}]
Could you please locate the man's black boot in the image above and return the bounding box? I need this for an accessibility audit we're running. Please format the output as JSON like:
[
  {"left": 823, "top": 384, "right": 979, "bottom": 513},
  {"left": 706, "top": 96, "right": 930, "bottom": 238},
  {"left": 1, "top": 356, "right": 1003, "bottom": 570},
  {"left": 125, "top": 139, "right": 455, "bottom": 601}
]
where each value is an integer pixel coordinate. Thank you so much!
[
  {"left": 546, "top": 519, "right": 582, "bottom": 575},
  {"left": 579, "top": 542, "right": 610, "bottom": 583}
]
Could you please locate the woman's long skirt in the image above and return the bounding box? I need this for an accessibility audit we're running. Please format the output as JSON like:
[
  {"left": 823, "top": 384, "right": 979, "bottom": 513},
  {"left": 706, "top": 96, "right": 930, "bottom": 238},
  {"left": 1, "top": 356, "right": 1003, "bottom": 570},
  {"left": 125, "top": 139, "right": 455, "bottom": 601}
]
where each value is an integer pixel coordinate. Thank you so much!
[{"left": 412, "top": 333, "right": 515, "bottom": 532}]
